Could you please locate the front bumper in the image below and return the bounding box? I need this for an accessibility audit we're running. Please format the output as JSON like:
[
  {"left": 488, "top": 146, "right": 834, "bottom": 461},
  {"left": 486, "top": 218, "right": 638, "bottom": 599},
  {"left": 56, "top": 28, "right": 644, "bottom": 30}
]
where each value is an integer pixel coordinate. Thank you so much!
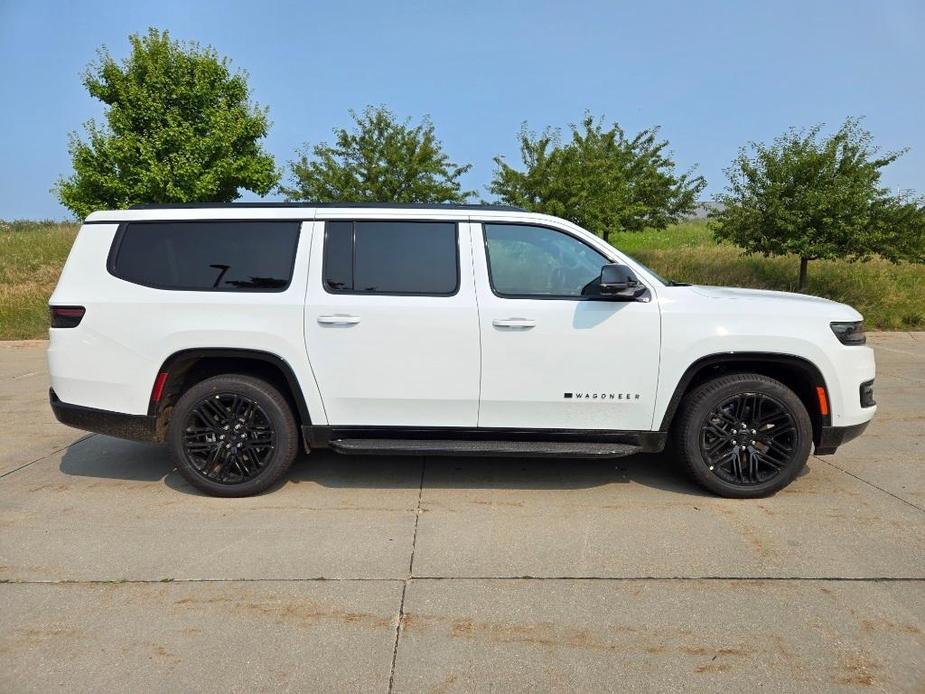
[
  {"left": 50, "top": 389, "right": 159, "bottom": 443},
  {"left": 814, "top": 420, "right": 870, "bottom": 455}
]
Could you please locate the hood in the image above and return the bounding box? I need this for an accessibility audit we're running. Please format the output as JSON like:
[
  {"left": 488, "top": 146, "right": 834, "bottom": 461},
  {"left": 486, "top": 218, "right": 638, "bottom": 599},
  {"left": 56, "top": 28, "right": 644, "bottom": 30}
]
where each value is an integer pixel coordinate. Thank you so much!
[
  {"left": 689, "top": 285, "right": 839, "bottom": 306},
  {"left": 687, "top": 285, "right": 862, "bottom": 320}
]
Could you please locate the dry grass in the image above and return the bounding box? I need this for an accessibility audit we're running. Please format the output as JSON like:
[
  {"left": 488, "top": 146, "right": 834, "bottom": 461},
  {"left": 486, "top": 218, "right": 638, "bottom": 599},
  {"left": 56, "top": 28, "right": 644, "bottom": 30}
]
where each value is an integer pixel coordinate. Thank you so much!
[
  {"left": 0, "top": 218, "right": 921, "bottom": 340},
  {"left": 0, "top": 221, "right": 79, "bottom": 340},
  {"left": 610, "top": 221, "right": 925, "bottom": 330}
]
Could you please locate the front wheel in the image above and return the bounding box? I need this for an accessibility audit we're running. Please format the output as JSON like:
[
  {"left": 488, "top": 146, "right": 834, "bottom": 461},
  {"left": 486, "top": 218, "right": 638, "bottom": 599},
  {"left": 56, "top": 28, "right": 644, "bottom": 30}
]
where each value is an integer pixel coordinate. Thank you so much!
[
  {"left": 167, "top": 374, "right": 299, "bottom": 497},
  {"left": 673, "top": 373, "right": 813, "bottom": 498}
]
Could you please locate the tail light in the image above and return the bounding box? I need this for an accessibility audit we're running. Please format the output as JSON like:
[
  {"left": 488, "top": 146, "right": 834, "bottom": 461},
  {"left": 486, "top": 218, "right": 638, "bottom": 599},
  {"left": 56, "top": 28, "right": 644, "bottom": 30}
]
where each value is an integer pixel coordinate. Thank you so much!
[{"left": 50, "top": 306, "right": 85, "bottom": 328}]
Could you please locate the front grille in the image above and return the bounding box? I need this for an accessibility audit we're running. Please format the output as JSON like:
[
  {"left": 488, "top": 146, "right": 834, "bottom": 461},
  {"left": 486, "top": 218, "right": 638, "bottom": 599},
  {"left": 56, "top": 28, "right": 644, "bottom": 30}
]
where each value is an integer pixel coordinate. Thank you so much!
[{"left": 860, "top": 380, "right": 876, "bottom": 408}]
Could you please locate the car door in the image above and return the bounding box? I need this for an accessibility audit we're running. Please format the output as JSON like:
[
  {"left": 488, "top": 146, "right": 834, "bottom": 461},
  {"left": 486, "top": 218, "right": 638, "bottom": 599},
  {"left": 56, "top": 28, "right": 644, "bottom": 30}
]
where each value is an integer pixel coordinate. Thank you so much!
[
  {"left": 304, "top": 218, "right": 480, "bottom": 427},
  {"left": 473, "top": 221, "right": 661, "bottom": 431}
]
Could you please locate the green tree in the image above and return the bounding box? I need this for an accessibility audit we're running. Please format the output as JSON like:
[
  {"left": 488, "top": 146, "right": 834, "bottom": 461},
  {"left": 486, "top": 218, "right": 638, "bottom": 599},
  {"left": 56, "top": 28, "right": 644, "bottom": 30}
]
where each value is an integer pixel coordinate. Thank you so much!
[
  {"left": 55, "top": 28, "right": 278, "bottom": 218},
  {"left": 712, "top": 118, "right": 925, "bottom": 290},
  {"left": 489, "top": 114, "right": 706, "bottom": 236},
  {"left": 281, "top": 106, "right": 473, "bottom": 203}
]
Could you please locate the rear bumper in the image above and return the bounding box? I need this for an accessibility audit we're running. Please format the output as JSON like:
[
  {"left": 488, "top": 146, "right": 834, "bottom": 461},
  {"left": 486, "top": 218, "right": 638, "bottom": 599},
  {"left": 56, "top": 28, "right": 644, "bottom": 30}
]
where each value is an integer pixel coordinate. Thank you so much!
[
  {"left": 50, "top": 389, "right": 159, "bottom": 443},
  {"left": 814, "top": 420, "right": 870, "bottom": 455}
]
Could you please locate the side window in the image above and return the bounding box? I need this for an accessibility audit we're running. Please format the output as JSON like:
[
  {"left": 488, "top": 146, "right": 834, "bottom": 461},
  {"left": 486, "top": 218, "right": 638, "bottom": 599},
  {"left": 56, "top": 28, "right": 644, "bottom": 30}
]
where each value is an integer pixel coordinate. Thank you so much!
[
  {"left": 323, "top": 221, "right": 458, "bottom": 295},
  {"left": 484, "top": 223, "right": 609, "bottom": 298},
  {"left": 110, "top": 221, "right": 300, "bottom": 292}
]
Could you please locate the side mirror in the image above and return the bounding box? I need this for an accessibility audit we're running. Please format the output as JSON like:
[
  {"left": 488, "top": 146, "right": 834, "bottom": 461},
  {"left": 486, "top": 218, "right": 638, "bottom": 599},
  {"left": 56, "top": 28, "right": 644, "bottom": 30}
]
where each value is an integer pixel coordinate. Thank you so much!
[{"left": 599, "top": 263, "right": 646, "bottom": 300}]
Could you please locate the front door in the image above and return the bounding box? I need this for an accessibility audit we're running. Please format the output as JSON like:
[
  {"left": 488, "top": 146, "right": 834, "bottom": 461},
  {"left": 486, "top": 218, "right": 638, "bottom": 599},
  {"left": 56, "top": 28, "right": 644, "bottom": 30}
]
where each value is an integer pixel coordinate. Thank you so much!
[
  {"left": 473, "top": 222, "right": 661, "bottom": 431},
  {"left": 304, "top": 219, "right": 480, "bottom": 427}
]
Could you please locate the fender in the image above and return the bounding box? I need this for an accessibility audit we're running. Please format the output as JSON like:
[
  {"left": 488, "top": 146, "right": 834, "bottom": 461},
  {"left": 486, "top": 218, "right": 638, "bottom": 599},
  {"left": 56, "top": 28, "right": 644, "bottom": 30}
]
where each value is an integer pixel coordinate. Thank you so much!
[
  {"left": 658, "top": 352, "right": 832, "bottom": 433},
  {"left": 150, "top": 348, "right": 313, "bottom": 426}
]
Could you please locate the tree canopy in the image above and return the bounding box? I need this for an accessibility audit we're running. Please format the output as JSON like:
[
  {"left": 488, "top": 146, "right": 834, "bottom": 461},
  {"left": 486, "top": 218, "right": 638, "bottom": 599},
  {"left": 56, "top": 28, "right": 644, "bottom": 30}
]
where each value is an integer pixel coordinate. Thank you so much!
[
  {"left": 489, "top": 114, "right": 706, "bottom": 236},
  {"left": 712, "top": 118, "right": 925, "bottom": 289},
  {"left": 280, "top": 106, "right": 473, "bottom": 203},
  {"left": 55, "top": 28, "right": 278, "bottom": 218}
]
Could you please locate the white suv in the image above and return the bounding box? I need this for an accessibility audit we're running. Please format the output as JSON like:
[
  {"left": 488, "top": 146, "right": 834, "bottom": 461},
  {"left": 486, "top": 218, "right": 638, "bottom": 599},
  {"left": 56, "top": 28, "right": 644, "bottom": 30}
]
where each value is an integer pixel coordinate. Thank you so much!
[{"left": 48, "top": 204, "right": 876, "bottom": 498}]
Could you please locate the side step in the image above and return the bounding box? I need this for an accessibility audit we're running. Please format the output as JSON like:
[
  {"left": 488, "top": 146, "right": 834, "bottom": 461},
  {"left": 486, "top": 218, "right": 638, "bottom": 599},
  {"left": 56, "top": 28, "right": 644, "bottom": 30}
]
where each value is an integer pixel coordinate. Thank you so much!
[{"left": 328, "top": 438, "right": 642, "bottom": 458}]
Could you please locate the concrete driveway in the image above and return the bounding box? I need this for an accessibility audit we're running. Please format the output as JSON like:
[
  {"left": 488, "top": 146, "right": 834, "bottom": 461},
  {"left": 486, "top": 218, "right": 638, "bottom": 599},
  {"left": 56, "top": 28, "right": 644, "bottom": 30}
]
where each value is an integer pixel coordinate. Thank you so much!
[{"left": 1, "top": 335, "right": 923, "bottom": 692}]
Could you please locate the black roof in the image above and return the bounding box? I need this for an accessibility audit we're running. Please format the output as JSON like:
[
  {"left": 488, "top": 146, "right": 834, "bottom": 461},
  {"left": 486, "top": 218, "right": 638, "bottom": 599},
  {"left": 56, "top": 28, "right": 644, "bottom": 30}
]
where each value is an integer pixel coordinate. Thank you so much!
[{"left": 129, "top": 202, "right": 525, "bottom": 211}]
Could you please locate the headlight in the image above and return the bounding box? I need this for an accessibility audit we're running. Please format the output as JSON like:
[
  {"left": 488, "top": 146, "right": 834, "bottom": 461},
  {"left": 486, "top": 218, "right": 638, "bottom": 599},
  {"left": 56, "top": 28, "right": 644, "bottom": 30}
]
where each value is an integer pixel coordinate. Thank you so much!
[{"left": 830, "top": 321, "right": 866, "bottom": 345}]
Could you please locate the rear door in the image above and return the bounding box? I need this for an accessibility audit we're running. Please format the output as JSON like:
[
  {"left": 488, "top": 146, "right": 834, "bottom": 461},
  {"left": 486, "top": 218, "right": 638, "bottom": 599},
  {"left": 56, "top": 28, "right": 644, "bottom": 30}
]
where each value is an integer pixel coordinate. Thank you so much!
[
  {"left": 304, "top": 218, "right": 480, "bottom": 426},
  {"left": 472, "top": 221, "right": 661, "bottom": 431}
]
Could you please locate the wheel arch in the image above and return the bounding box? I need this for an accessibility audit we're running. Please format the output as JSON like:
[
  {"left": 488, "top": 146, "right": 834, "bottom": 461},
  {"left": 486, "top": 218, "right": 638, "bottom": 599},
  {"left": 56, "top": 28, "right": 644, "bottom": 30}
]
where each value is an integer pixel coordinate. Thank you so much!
[
  {"left": 659, "top": 352, "right": 832, "bottom": 445},
  {"left": 149, "top": 348, "right": 312, "bottom": 442}
]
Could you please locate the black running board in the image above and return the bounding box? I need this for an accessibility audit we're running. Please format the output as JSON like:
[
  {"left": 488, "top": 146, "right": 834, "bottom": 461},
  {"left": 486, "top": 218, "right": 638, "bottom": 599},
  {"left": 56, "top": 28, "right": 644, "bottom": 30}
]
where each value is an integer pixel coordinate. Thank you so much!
[{"left": 328, "top": 438, "right": 642, "bottom": 458}]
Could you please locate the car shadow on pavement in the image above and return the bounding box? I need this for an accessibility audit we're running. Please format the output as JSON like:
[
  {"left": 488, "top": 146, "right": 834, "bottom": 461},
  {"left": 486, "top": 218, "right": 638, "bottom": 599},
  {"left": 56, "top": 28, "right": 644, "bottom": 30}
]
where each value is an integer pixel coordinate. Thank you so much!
[
  {"left": 59, "top": 435, "right": 177, "bottom": 483},
  {"left": 59, "top": 435, "right": 714, "bottom": 498},
  {"left": 291, "top": 449, "right": 714, "bottom": 497}
]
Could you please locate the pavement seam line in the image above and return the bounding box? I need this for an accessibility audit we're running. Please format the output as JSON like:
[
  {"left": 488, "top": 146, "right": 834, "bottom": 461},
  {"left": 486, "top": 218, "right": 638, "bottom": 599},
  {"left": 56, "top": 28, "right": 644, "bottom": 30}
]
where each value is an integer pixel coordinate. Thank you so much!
[
  {"left": 3, "top": 576, "right": 923, "bottom": 586},
  {"left": 387, "top": 580, "right": 408, "bottom": 694},
  {"left": 408, "top": 457, "right": 426, "bottom": 575},
  {"left": 0, "top": 433, "right": 96, "bottom": 480},
  {"left": 408, "top": 575, "right": 925, "bottom": 582},
  {"left": 387, "top": 457, "right": 426, "bottom": 694},
  {"left": 1, "top": 578, "right": 407, "bottom": 585},
  {"left": 816, "top": 455, "right": 925, "bottom": 514}
]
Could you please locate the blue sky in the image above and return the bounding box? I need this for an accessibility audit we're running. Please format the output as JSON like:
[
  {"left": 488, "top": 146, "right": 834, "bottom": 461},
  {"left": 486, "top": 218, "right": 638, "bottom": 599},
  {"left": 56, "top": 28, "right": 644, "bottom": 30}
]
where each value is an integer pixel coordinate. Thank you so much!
[{"left": 1, "top": 0, "right": 923, "bottom": 219}]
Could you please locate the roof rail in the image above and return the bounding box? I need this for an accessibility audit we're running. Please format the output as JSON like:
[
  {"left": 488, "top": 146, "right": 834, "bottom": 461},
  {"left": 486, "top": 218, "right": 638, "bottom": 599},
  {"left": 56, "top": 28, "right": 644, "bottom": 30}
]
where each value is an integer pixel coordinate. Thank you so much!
[{"left": 128, "top": 202, "right": 526, "bottom": 212}]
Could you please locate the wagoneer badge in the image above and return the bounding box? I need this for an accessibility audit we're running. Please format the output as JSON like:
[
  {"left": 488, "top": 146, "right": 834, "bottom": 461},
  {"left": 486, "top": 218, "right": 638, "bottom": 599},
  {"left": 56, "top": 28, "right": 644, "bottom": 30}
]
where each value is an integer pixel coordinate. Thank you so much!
[{"left": 564, "top": 392, "right": 641, "bottom": 400}]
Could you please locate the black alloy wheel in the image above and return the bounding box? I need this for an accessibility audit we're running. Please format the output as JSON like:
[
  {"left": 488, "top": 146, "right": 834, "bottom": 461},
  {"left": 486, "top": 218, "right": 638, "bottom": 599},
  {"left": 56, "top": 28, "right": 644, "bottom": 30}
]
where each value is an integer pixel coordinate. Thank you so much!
[
  {"left": 699, "top": 392, "right": 796, "bottom": 487},
  {"left": 182, "top": 393, "right": 276, "bottom": 485},
  {"left": 167, "top": 374, "right": 299, "bottom": 497},
  {"left": 673, "top": 373, "right": 812, "bottom": 498}
]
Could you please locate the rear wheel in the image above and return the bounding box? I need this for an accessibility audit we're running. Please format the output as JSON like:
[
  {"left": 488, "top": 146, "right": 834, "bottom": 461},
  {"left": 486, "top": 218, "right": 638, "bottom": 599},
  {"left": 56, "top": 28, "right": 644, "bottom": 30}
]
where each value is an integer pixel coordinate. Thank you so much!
[
  {"left": 167, "top": 374, "right": 299, "bottom": 497},
  {"left": 673, "top": 373, "right": 812, "bottom": 498}
]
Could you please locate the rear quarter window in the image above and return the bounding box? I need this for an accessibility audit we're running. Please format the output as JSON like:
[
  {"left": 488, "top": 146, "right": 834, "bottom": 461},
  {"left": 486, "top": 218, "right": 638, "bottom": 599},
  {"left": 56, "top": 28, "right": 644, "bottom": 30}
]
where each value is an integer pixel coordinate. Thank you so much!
[{"left": 109, "top": 221, "right": 300, "bottom": 292}]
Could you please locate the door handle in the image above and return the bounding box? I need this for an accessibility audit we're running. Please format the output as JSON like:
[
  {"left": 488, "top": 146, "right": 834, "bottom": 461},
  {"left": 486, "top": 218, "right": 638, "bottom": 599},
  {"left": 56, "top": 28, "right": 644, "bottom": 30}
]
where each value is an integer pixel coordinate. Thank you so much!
[
  {"left": 492, "top": 318, "right": 536, "bottom": 329},
  {"left": 317, "top": 315, "right": 361, "bottom": 325}
]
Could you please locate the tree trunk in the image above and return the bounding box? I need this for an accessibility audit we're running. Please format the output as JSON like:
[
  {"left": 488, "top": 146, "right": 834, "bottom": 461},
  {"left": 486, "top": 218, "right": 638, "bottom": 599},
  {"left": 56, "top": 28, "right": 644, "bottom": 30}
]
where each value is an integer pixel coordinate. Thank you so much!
[{"left": 798, "top": 257, "right": 809, "bottom": 291}]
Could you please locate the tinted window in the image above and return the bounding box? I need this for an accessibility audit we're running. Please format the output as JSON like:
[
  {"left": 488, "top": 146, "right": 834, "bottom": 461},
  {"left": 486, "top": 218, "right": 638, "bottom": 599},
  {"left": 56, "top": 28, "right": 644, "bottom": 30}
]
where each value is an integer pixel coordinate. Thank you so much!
[
  {"left": 112, "top": 221, "right": 300, "bottom": 291},
  {"left": 484, "top": 223, "right": 609, "bottom": 298},
  {"left": 323, "top": 221, "right": 353, "bottom": 291},
  {"left": 323, "top": 221, "right": 458, "bottom": 295}
]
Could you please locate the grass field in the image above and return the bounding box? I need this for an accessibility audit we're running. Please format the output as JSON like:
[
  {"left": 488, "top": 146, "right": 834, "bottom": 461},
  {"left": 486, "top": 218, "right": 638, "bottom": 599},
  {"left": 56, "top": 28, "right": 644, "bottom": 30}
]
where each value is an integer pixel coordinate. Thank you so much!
[
  {"left": 1, "top": 218, "right": 923, "bottom": 340},
  {"left": 609, "top": 221, "right": 925, "bottom": 330},
  {"left": 1, "top": 220, "right": 79, "bottom": 340}
]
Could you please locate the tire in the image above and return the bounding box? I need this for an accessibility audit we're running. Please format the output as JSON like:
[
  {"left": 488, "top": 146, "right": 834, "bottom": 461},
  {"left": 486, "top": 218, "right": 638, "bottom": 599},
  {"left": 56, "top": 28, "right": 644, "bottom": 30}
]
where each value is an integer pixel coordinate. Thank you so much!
[
  {"left": 167, "top": 374, "right": 299, "bottom": 497},
  {"left": 672, "top": 373, "right": 812, "bottom": 498}
]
